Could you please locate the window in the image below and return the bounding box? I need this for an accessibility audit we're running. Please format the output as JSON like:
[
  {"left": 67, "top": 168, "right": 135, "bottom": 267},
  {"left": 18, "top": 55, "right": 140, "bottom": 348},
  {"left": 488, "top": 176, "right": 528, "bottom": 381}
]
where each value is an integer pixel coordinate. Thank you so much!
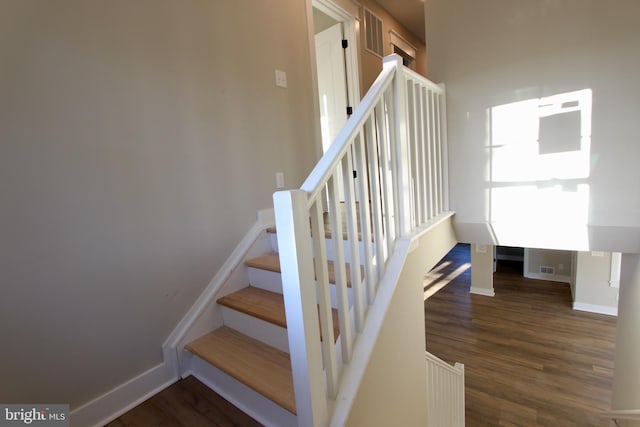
[{"left": 389, "top": 29, "right": 417, "bottom": 70}]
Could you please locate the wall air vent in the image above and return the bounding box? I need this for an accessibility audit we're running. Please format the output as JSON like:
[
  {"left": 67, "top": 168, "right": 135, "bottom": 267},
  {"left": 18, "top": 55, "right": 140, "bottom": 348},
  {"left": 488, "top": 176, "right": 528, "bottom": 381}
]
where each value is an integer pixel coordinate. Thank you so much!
[
  {"left": 540, "top": 266, "right": 555, "bottom": 275},
  {"left": 364, "top": 7, "right": 383, "bottom": 58}
]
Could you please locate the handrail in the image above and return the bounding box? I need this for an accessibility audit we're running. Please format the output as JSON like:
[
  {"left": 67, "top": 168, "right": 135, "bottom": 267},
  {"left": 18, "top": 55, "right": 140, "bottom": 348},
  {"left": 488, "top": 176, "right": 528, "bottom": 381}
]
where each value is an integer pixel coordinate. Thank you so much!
[
  {"left": 274, "top": 54, "right": 449, "bottom": 426},
  {"left": 301, "top": 63, "right": 396, "bottom": 203}
]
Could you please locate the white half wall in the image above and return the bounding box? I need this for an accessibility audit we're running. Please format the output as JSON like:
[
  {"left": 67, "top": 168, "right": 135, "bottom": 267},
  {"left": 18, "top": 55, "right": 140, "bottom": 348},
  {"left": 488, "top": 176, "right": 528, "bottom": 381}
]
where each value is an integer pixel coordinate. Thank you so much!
[{"left": 345, "top": 216, "right": 457, "bottom": 426}]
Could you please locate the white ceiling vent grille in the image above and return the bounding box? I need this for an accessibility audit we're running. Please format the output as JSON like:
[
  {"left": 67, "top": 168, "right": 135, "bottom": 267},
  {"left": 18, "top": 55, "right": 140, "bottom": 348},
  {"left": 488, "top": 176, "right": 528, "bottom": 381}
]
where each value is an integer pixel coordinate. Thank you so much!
[{"left": 364, "top": 7, "right": 383, "bottom": 57}]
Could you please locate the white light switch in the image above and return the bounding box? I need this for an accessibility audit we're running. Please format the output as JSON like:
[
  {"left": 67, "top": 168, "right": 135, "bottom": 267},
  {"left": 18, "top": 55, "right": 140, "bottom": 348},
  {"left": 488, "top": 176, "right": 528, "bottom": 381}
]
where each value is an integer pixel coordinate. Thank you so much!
[
  {"left": 276, "top": 172, "right": 285, "bottom": 188},
  {"left": 275, "top": 69, "right": 287, "bottom": 88}
]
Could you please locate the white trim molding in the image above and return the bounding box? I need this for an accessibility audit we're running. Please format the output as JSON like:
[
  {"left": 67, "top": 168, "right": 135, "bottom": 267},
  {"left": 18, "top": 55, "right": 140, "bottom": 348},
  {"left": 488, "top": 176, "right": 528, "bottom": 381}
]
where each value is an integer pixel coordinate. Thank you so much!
[
  {"left": 610, "top": 252, "right": 622, "bottom": 288},
  {"left": 524, "top": 272, "right": 571, "bottom": 284},
  {"left": 309, "top": 0, "right": 362, "bottom": 159},
  {"left": 389, "top": 29, "right": 417, "bottom": 59},
  {"left": 70, "top": 362, "right": 176, "bottom": 427},
  {"left": 470, "top": 287, "right": 495, "bottom": 297},
  {"left": 163, "top": 208, "right": 275, "bottom": 374},
  {"left": 573, "top": 302, "right": 618, "bottom": 317}
]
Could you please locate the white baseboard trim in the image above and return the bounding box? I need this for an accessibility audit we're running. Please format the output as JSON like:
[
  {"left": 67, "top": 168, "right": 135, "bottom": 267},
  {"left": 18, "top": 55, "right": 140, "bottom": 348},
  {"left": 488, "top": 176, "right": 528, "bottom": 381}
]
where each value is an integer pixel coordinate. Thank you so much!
[
  {"left": 70, "top": 361, "right": 177, "bottom": 427},
  {"left": 524, "top": 272, "right": 571, "bottom": 284},
  {"left": 470, "top": 286, "right": 495, "bottom": 297},
  {"left": 573, "top": 302, "right": 618, "bottom": 317}
]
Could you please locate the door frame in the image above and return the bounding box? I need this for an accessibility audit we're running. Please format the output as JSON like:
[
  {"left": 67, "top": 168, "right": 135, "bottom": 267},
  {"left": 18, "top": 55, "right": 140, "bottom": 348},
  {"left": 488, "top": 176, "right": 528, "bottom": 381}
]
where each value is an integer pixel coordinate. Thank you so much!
[{"left": 305, "top": 0, "right": 361, "bottom": 159}]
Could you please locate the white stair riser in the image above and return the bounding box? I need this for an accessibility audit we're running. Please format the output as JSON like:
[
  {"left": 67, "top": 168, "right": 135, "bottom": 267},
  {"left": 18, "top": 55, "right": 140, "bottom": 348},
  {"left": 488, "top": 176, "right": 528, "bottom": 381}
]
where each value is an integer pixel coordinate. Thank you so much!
[
  {"left": 247, "top": 266, "right": 354, "bottom": 309},
  {"left": 268, "top": 233, "right": 278, "bottom": 252},
  {"left": 189, "top": 355, "right": 297, "bottom": 427},
  {"left": 269, "top": 233, "right": 373, "bottom": 265},
  {"left": 220, "top": 306, "right": 289, "bottom": 353},
  {"left": 247, "top": 267, "right": 283, "bottom": 294}
]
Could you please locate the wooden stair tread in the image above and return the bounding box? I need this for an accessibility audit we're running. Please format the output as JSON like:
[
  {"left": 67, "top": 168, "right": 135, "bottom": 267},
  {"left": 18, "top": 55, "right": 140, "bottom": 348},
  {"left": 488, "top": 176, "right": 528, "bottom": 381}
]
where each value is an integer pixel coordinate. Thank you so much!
[
  {"left": 185, "top": 327, "right": 296, "bottom": 414},
  {"left": 245, "top": 253, "right": 363, "bottom": 287},
  {"left": 218, "top": 286, "right": 287, "bottom": 328},
  {"left": 218, "top": 286, "right": 340, "bottom": 341},
  {"left": 245, "top": 253, "right": 282, "bottom": 273}
]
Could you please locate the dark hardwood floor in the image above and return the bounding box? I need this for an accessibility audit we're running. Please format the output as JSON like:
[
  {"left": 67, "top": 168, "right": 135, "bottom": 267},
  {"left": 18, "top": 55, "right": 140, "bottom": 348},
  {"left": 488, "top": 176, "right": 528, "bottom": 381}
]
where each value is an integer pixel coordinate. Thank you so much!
[
  {"left": 106, "top": 375, "right": 261, "bottom": 427},
  {"left": 425, "top": 244, "right": 617, "bottom": 426}
]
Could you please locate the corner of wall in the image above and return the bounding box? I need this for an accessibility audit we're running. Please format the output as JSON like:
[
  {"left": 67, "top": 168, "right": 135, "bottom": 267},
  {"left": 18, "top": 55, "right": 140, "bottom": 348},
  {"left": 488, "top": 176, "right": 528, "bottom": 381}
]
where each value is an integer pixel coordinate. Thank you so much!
[{"left": 70, "top": 362, "right": 177, "bottom": 427}]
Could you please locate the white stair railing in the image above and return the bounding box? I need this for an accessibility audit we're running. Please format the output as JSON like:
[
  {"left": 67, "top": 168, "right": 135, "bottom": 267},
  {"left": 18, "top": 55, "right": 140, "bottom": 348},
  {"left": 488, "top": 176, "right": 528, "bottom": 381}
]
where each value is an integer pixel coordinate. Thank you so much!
[
  {"left": 425, "top": 351, "right": 465, "bottom": 427},
  {"left": 273, "top": 54, "right": 449, "bottom": 426}
]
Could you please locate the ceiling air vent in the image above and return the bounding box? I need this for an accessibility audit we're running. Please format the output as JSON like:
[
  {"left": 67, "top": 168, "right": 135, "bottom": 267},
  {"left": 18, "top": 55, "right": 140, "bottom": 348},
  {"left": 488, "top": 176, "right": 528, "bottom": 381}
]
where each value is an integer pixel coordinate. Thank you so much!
[{"left": 364, "top": 7, "right": 383, "bottom": 58}]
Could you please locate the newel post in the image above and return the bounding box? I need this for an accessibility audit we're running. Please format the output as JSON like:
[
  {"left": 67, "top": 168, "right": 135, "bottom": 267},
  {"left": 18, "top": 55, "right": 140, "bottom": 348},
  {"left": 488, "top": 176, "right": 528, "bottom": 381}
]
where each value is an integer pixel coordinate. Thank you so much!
[
  {"left": 273, "top": 190, "right": 328, "bottom": 427},
  {"left": 384, "top": 54, "right": 413, "bottom": 236}
]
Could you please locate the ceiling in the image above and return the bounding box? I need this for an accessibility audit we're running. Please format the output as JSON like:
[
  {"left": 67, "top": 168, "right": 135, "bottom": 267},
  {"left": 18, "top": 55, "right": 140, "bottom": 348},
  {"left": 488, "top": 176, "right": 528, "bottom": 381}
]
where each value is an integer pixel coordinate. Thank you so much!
[{"left": 375, "top": 0, "right": 426, "bottom": 43}]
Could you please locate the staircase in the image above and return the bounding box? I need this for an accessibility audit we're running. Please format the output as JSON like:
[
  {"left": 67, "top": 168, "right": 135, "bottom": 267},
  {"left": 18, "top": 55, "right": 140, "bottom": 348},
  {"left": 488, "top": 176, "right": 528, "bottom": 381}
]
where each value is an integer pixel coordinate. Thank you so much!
[
  {"left": 165, "top": 54, "right": 462, "bottom": 426},
  {"left": 182, "top": 224, "right": 360, "bottom": 426}
]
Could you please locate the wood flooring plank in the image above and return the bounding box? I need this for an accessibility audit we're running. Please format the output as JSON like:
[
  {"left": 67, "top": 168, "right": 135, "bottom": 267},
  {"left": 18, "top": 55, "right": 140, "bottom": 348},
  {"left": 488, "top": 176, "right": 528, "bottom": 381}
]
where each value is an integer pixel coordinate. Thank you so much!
[
  {"left": 106, "top": 376, "right": 262, "bottom": 427},
  {"left": 425, "top": 244, "right": 617, "bottom": 427}
]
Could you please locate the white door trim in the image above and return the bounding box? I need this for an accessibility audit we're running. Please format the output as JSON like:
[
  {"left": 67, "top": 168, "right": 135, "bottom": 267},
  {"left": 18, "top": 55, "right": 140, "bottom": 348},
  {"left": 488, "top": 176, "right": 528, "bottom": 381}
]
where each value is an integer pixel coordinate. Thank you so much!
[{"left": 307, "top": 0, "right": 361, "bottom": 159}]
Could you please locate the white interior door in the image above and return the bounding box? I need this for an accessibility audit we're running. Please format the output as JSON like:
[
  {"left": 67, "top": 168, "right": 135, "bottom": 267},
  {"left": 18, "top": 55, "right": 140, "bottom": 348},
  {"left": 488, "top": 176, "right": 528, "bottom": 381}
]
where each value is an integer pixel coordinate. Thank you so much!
[{"left": 315, "top": 22, "right": 348, "bottom": 154}]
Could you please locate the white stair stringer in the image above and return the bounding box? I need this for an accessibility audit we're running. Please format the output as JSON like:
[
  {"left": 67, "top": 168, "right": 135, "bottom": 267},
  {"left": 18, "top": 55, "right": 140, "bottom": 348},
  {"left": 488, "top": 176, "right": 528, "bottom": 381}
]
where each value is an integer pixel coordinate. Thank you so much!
[{"left": 164, "top": 209, "right": 277, "bottom": 380}]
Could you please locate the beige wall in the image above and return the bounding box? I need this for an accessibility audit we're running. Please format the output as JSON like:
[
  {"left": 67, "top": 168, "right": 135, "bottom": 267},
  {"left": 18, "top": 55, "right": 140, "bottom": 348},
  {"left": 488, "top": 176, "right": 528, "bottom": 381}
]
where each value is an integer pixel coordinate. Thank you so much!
[
  {"left": 0, "top": 0, "right": 316, "bottom": 409},
  {"left": 346, "top": 218, "right": 457, "bottom": 426},
  {"left": 426, "top": 0, "right": 640, "bottom": 252},
  {"left": 471, "top": 244, "right": 494, "bottom": 296},
  {"left": 572, "top": 252, "right": 619, "bottom": 314},
  {"left": 525, "top": 248, "right": 573, "bottom": 281},
  {"left": 358, "top": 0, "right": 427, "bottom": 93},
  {"left": 313, "top": 7, "right": 339, "bottom": 34}
]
